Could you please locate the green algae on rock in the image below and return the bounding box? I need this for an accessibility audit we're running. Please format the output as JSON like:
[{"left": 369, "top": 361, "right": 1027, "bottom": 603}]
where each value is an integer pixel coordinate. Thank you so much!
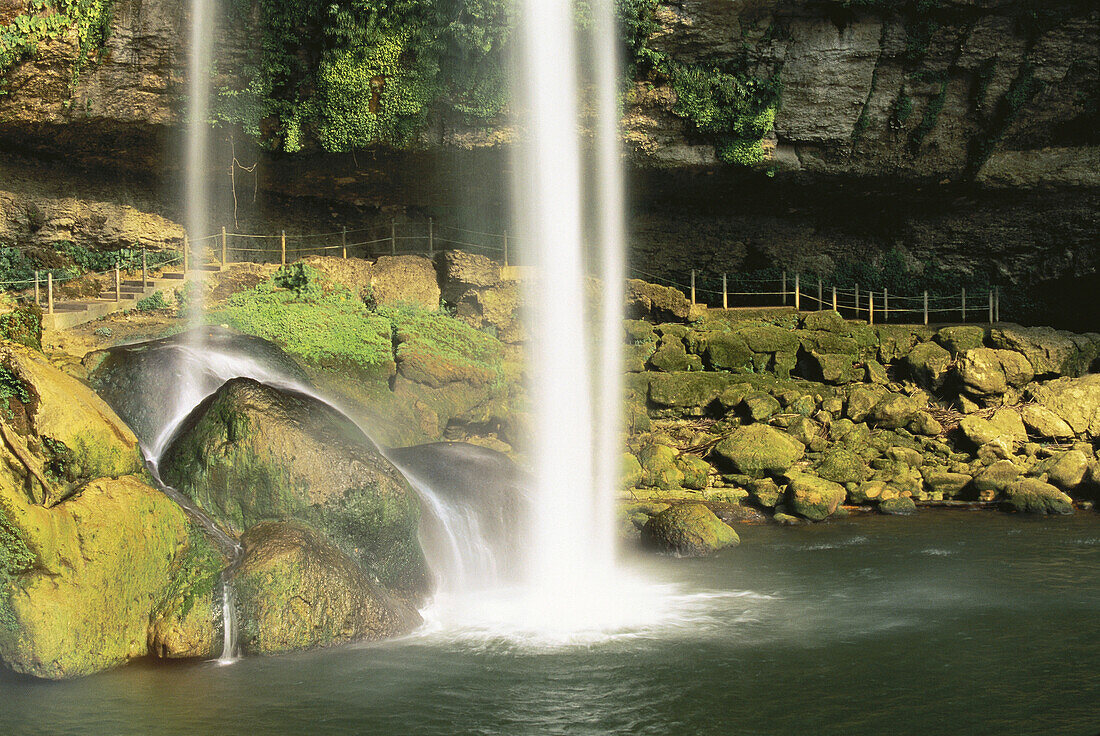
[
  {"left": 786, "top": 474, "right": 847, "bottom": 521},
  {"left": 159, "top": 377, "right": 428, "bottom": 596},
  {"left": 713, "top": 424, "right": 805, "bottom": 478},
  {"left": 640, "top": 504, "right": 739, "bottom": 557},
  {"left": 232, "top": 522, "right": 421, "bottom": 656}
]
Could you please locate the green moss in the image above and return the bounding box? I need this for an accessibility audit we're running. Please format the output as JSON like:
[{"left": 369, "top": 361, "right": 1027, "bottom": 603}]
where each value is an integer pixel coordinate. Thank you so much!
[
  {"left": 0, "top": 0, "right": 114, "bottom": 91},
  {"left": 0, "top": 503, "right": 35, "bottom": 633},
  {"left": 0, "top": 305, "right": 42, "bottom": 351},
  {"left": 206, "top": 280, "right": 395, "bottom": 379},
  {"left": 161, "top": 526, "right": 223, "bottom": 621},
  {"left": 0, "top": 365, "right": 32, "bottom": 421}
]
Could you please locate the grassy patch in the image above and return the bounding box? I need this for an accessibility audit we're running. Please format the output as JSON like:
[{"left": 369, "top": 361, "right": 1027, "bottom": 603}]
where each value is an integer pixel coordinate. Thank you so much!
[{"left": 382, "top": 303, "right": 504, "bottom": 388}]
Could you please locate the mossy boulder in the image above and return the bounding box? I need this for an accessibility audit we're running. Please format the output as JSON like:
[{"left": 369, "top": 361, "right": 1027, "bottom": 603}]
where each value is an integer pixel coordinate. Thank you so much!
[
  {"left": 1019, "top": 404, "right": 1074, "bottom": 440},
  {"left": 1033, "top": 450, "right": 1091, "bottom": 491},
  {"left": 713, "top": 424, "right": 804, "bottom": 478},
  {"left": 735, "top": 324, "right": 800, "bottom": 355},
  {"left": 800, "top": 310, "right": 850, "bottom": 335},
  {"left": 972, "top": 460, "right": 1022, "bottom": 499},
  {"left": 160, "top": 378, "right": 427, "bottom": 596},
  {"left": 148, "top": 527, "right": 225, "bottom": 660},
  {"left": 1027, "top": 374, "right": 1100, "bottom": 439},
  {"left": 626, "top": 279, "right": 690, "bottom": 322},
  {"left": 879, "top": 497, "right": 917, "bottom": 515},
  {"left": 1002, "top": 478, "right": 1074, "bottom": 515},
  {"left": 676, "top": 454, "right": 711, "bottom": 490},
  {"left": 922, "top": 469, "right": 972, "bottom": 498},
  {"left": 815, "top": 447, "right": 869, "bottom": 484},
  {"left": 638, "top": 443, "right": 685, "bottom": 490},
  {"left": 438, "top": 250, "right": 501, "bottom": 304},
  {"left": 704, "top": 332, "right": 753, "bottom": 372},
  {"left": 647, "top": 373, "right": 731, "bottom": 414},
  {"left": 0, "top": 476, "right": 199, "bottom": 679},
  {"left": 620, "top": 452, "right": 644, "bottom": 489},
  {"left": 810, "top": 352, "right": 861, "bottom": 385},
  {"left": 648, "top": 340, "right": 702, "bottom": 373},
  {"left": 935, "top": 325, "right": 985, "bottom": 353},
  {"left": 867, "top": 394, "right": 920, "bottom": 429},
  {"left": 640, "top": 504, "right": 739, "bottom": 557},
  {"left": 958, "top": 408, "right": 1027, "bottom": 448},
  {"left": 786, "top": 474, "right": 847, "bottom": 521},
  {"left": 989, "top": 325, "right": 1097, "bottom": 377},
  {"left": 845, "top": 384, "right": 888, "bottom": 423},
  {"left": 741, "top": 391, "right": 781, "bottom": 421},
  {"left": 233, "top": 522, "right": 420, "bottom": 655},
  {"left": 906, "top": 341, "right": 953, "bottom": 390}
]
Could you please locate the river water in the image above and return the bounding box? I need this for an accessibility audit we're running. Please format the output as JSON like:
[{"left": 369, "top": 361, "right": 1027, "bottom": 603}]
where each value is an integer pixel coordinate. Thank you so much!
[{"left": 1, "top": 511, "right": 1096, "bottom": 735}]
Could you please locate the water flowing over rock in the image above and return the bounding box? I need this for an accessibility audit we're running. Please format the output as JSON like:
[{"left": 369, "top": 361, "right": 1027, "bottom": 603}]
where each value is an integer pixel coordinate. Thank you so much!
[{"left": 159, "top": 377, "right": 428, "bottom": 596}]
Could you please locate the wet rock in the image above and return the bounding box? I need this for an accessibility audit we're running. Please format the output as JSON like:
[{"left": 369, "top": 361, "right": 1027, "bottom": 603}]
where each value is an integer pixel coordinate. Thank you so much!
[
  {"left": 640, "top": 504, "right": 739, "bottom": 557},
  {"left": 906, "top": 342, "right": 953, "bottom": 390},
  {"left": 879, "top": 497, "right": 917, "bottom": 515},
  {"left": 747, "top": 477, "right": 782, "bottom": 507},
  {"left": 233, "top": 522, "right": 421, "bottom": 656},
  {"left": 786, "top": 474, "right": 846, "bottom": 521},
  {"left": 160, "top": 378, "right": 427, "bottom": 596},
  {"left": 438, "top": 250, "right": 501, "bottom": 304},
  {"left": 713, "top": 424, "right": 805, "bottom": 478},
  {"left": 676, "top": 454, "right": 711, "bottom": 491},
  {"left": 626, "top": 279, "right": 690, "bottom": 322},
  {"left": 1002, "top": 478, "right": 1074, "bottom": 515}
]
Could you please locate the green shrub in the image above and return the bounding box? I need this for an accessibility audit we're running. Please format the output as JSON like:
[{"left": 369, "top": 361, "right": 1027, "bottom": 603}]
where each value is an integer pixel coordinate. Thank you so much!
[
  {"left": 136, "top": 291, "right": 169, "bottom": 312},
  {"left": 0, "top": 304, "right": 42, "bottom": 350}
]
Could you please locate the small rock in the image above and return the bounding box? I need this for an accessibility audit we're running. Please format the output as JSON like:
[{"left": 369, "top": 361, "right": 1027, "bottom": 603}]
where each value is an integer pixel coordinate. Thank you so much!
[
  {"left": 787, "top": 473, "right": 847, "bottom": 521},
  {"left": 878, "top": 497, "right": 918, "bottom": 515},
  {"left": 1002, "top": 478, "right": 1074, "bottom": 515}
]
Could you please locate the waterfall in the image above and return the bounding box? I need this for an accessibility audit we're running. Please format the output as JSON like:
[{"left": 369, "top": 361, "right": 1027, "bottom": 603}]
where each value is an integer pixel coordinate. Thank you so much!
[{"left": 509, "top": 0, "right": 628, "bottom": 633}]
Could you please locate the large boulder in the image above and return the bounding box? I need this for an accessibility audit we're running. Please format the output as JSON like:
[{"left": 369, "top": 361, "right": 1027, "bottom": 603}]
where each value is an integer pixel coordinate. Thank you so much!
[
  {"left": 704, "top": 332, "right": 753, "bottom": 372},
  {"left": 232, "top": 522, "right": 420, "bottom": 655},
  {"left": 713, "top": 424, "right": 805, "bottom": 477},
  {"left": 1019, "top": 404, "right": 1074, "bottom": 440},
  {"left": 989, "top": 325, "right": 1098, "bottom": 377},
  {"left": 906, "top": 341, "right": 953, "bottom": 390},
  {"left": 867, "top": 393, "right": 920, "bottom": 429},
  {"left": 647, "top": 372, "right": 732, "bottom": 414},
  {"left": 1002, "top": 478, "right": 1074, "bottom": 515},
  {"left": 640, "top": 504, "right": 739, "bottom": 557},
  {"left": 160, "top": 378, "right": 428, "bottom": 595},
  {"left": 935, "top": 325, "right": 985, "bottom": 353},
  {"left": 438, "top": 250, "right": 501, "bottom": 304},
  {"left": 370, "top": 255, "right": 441, "bottom": 310},
  {"left": 787, "top": 474, "right": 847, "bottom": 521},
  {"left": 958, "top": 408, "right": 1027, "bottom": 448},
  {"left": 0, "top": 476, "right": 204, "bottom": 679},
  {"left": 1027, "top": 374, "right": 1100, "bottom": 439},
  {"left": 625, "top": 279, "right": 690, "bottom": 322},
  {"left": 955, "top": 348, "right": 1034, "bottom": 398}
]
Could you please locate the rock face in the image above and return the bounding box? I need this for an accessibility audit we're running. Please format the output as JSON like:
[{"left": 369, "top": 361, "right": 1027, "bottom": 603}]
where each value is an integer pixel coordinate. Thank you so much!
[
  {"left": 641, "top": 504, "right": 739, "bottom": 557},
  {"left": 160, "top": 377, "right": 428, "bottom": 596},
  {"left": 0, "top": 341, "right": 218, "bottom": 679},
  {"left": 232, "top": 522, "right": 420, "bottom": 655}
]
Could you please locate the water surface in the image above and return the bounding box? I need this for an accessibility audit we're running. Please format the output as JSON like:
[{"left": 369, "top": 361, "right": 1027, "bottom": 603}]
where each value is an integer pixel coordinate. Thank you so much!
[{"left": 2, "top": 512, "right": 1096, "bottom": 735}]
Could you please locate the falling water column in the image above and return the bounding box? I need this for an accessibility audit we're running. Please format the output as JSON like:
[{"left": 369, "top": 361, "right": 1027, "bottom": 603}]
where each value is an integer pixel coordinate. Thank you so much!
[{"left": 516, "top": 0, "right": 601, "bottom": 624}]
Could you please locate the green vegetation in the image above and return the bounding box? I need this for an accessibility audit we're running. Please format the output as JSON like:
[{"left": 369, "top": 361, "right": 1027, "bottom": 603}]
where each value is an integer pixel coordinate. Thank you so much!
[
  {"left": 0, "top": 304, "right": 42, "bottom": 350},
  {"left": 0, "top": 0, "right": 113, "bottom": 92},
  {"left": 160, "top": 526, "right": 223, "bottom": 622},
  {"left": 0, "top": 365, "right": 32, "bottom": 421},
  {"left": 0, "top": 241, "right": 179, "bottom": 293},
  {"left": 382, "top": 302, "right": 504, "bottom": 387},
  {"left": 135, "top": 291, "right": 169, "bottom": 312},
  {"left": 41, "top": 436, "right": 73, "bottom": 485},
  {"left": 0, "top": 504, "right": 34, "bottom": 632}
]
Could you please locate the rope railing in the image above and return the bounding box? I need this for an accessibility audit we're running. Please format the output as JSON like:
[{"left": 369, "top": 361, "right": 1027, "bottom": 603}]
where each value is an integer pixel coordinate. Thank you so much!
[{"left": 7, "top": 216, "right": 1003, "bottom": 327}]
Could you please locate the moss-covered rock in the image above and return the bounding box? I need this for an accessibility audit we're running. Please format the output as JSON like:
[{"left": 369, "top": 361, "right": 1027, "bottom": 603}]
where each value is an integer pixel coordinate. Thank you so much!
[
  {"left": 810, "top": 352, "right": 861, "bottom": 384},
  {"left": 648, "top": 339, "right": 702, "bottom": 373},
  {"left": 989, "top": 325, "right": 1097, "bottom": 378},
  {"left": 786, "top": 474, "right": 846, "bottom": 521},
  {"left": 747, "top": 477, "right": 782, "bottom": 507},
  {"left": 638, "top": 443, "right": 685, "bottom": 490},
  {"left": 735, "top": 324, "right": 800, "bottom": 355},
  {"left": 1027, "top": 374, "right": 1100, "bottom": 439},
  {"left": 958, "top": 408, "right": 1027, "bottom": 448},
  {"left": 1019, "top": 404, "right": 1074, "bottom": 440},
  {"left": 867, "top": 394, "right": 920, "bottom": 429},
  {"left": 1034, "top": 450, "right": 1090, "bottom": 491},
  {"left": 879, "top": 497, "right": 917, "bottom": 515},
  {"left": 233, "top": 522, "right": 420, "bottom": 655},
  {"left": 676, "top": 454, "right": 711, "bottom": 490},
  {"left": 972, "top": 460, "right": 1022, "bottom": 499},
  {"left": 800, "top": 310, "right": 850, "bottom": 335},
  {"left": 713, "top": 424, "right": 805, "bottom": 478},
  {"left": 626, "top": 279, "right": 690, "bottom": 322},
  {"left": 620, "top": 452, "right": 644, "bottom": 489},
  {"left": 148, "top": 527, "right": 225, "bottom": 660},
  {"left": 1002, "top": 478, "right": 1074, "bottom": 515},
  {"left": 0, "top": 476, "right": 195, "bottom": 679},
  {"left": 640, "top": 504, "right": 739, "bottom": 557},
  {"left": 438, "top": 250, "right": 501, "bottom": 305},
  {"left": 935, "top": 325, "right": 985, "bottom": 353},
  {"left": 846, "top": 384, "right": 888, "bottom": 423},
  {"left": 815, "top": 447, "right": 869, "bottom": 484},
  {"left": 647, "top": 372, "right": 731, "bottom": 414},
  {"left": 160, "top": 378, "right": 427, "bottom": 596},
  {"left": 370, "top": 255, "right": 440, "bottom": 310},
  {"left": 741, "top": 391, "right": 781, "bottom": 421},
  {"left": 906, "top": 341, "right": 953, "bottom": 390},
  {"left": 704, "top": 332, "right": 753, "bottom": 372},
  {"left": 922, "top": 469, "right": 972, "bottom": 498}
]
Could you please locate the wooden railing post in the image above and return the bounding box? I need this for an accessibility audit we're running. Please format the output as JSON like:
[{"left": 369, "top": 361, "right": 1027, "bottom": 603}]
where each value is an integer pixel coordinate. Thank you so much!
[
  {"left": 794, "top": 273, "right": 800, "bottom": 311},
  {"left": 221, "top": 226, "right": 227, "bottom": 269},
  {"left": 428, "top": 217, "right": 434, "bottom": 257},
  {"left": 142, "top": 247, "right": 147, "bottom": 288},
  {"left": 869, "top": 291, "right": 875, "bottom": 325},
  {"left": 34, "top": 271, "right": 39, "bottom": 305},
  {"left": 503, "top": 231, "right": 509, "bottom": 266},
  {"left": 722, "top": 273, "right": 728, "bottom": 309},
  {"left": 115, "top": 263, "right": 121, "bottom": 302},
  {"left": 817, "top": 278, "right": 823, "bottom": 311},
  {"left": 281, "top": 231, "right": 287, "bottom": 265},
  {"left": 391, "top": 219, "right": 396, "bottom": 255},
  {"left": 690, "top": 269, "right": 696, "bottom": 305},
  {"left": 47, "top": 273, "right": 53, "bottom": 315},
  {"left": 883, "top": 288, "right": 889, "bottom": 322},
  {"left": 781, "top": 270, "right": 787, "bottom": 305},
  {"left": 832, "top": 286, "right": 837, "bottom": 312},
  {"left": 342, "top": 226, "right": 347, "bottom": 259},
  {"left": 961, "top": 287, "right": 966, "bottom": 322},
  {"left": 923, "top": 290, "right": 929, "bottom": 326}
]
